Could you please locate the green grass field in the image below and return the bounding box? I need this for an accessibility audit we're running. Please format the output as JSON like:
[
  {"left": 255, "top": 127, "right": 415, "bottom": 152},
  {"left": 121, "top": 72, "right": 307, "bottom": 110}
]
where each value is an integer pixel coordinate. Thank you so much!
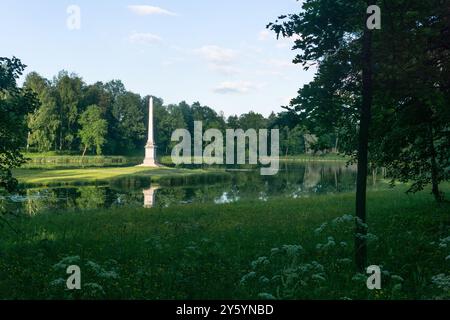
[
  {"left": 13, "top": 166, "right": 231, "bottom": 187},
  {"left": 1, "top": 185, "right": 449, "bottom": 300},
  {"left": 21, "top": 153, "right": 143, "bottom": 169}
]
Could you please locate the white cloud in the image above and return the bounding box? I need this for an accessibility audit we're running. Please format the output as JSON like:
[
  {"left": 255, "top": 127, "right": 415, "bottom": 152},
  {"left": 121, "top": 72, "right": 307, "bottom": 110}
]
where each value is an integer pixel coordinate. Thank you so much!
[
  {"left": 196, "top": 45, "right": 237, "bottom": 64},
  {"left": 195, "top": 45, "right": 240, "bottom": 75},
  {"left": 258, "top": 30, "right": 272, "bottom": 41},
  {"left": 262, "top": 58, "right": 292, "bottom": 68},
  {"left": 128, "top": 5, "right": 177, "bottom": 16},
  {"left": 213, "top": 81, "right": 258, "bottom": 94},
  {"left": 129, "top": 32, "right": 162, "bottom": 45},
  {"left": 210, "top": 65, "right": 241, "bottom": 75}
]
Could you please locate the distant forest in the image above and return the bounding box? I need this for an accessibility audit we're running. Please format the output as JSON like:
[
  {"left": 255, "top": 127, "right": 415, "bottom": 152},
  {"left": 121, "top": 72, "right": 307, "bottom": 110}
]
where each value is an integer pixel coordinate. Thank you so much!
[{"left": 23, "top": 71, "right": 337, "bottom": 156}]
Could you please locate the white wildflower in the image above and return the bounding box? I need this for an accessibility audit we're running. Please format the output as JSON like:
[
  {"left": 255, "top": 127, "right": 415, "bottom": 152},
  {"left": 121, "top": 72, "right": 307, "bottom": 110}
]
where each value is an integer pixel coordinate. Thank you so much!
[
  {"left": 84, "top": 282, "right": 106, "bottom": 296},
  {"left": 251, "top": 256, "right": 270, "bottom": 269},
  {"left": 259, "top": 276, "right": 270, "bottom": 284},
  {"left": 240, "top": 272, "right": 256, "bottom": 284},
  {"left": 282, "top": 245, "right": 303, "bottom": 256},
  {"left": 431, "top": 274, "right": 450, "bottom": 291},
  {"left": 312, "top": 274, "right": 326, "bottom": 282},
  {"left": 50, "top": 278, "right": 65, "bottom": 287},
  {"left": 332, "top": 214, "right": 354, "bottom": 225},
  {"left": 270, "top": 248, "right": 280, "bottom": 256},
  {"left": 314, "top": 223, "right": 327, "bottom": 234},
  {"left": 258, "top": 293, "right": 276, "bottom": 300},
  {"left": 53, "top": 256, "right": 81, "bottom": 270},
  {"left": 391, "top": 275, "right": 404, "bottom": 282}
]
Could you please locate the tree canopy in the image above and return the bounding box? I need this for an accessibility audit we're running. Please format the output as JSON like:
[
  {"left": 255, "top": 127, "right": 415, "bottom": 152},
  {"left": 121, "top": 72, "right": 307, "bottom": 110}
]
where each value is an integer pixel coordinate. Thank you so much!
[{"left": 0, "top": 57, "right": 37, "bottom": 192}]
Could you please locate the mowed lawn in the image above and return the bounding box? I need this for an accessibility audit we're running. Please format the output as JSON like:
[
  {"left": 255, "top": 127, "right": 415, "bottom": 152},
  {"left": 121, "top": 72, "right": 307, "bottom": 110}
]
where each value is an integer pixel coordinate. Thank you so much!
[
  {"left": 13, "top": 166, "right": 228, "bottom": 187},
  {"left": 1, "top": 185, "right": 449, "bottom": 300}
]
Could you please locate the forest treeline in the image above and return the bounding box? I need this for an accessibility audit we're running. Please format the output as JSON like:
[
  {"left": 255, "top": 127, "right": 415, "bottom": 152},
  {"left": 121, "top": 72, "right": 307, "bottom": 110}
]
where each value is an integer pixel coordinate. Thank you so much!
[{"left": 23, "top": 71, "right": 334, "bottom": 157}]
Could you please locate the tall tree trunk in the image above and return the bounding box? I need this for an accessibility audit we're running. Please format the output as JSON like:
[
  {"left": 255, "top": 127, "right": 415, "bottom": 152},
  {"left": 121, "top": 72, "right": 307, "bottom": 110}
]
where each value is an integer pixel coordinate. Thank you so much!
[
  {"left": 355, "top": 2, "right": 375, "bottom": 272},
  {"left": 26, "top": 131, "right": 30, "bottom": 151},
  {"left": 82, "top": 145, "right": 87, "bottom": 158},
  {"left": 428, "top": 124, "right": 442, "bottom": 202},
  {"left": 334, "top": 133, "right": 339, "bottom": 153},
  {"left": 59, "top": 127, "right": 63, "bottom": 151}
]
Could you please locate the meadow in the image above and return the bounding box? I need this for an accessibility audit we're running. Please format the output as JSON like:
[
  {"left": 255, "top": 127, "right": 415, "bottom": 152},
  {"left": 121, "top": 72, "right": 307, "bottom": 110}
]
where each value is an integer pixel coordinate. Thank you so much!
[{"left": 1, "top": 184, "right": 449, "bottom": 300}]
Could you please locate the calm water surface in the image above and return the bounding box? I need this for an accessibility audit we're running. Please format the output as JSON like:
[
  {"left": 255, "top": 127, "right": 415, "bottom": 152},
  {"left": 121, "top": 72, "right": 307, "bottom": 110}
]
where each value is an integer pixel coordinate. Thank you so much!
[{"left": 1, "top": 162, "right": 384, "bottom": 215}]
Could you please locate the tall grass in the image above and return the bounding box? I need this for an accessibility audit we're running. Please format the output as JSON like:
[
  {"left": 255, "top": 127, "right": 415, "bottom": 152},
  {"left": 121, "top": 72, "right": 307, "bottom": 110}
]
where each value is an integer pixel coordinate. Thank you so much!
[{"left": 0, "top": 186, "right": 449, "bottom": 300}]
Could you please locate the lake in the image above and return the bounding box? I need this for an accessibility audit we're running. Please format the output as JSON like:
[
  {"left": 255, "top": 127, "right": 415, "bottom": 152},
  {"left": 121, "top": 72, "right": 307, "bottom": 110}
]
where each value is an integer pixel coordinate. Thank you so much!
[{"left": 1, "top": 162, "right": 384, "bottom": 215}]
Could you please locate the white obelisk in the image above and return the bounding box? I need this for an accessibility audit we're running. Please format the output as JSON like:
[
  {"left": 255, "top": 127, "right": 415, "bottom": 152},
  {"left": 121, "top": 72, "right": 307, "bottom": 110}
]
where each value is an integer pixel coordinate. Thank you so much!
[{"left": 142, "top": 96, "right": 157, "bottom": 166}]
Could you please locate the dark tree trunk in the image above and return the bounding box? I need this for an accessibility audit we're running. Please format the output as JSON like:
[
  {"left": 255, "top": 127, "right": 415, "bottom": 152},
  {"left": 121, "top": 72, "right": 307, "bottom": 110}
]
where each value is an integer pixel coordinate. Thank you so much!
[
  {"left": 59, "top": 126, "right": 63, "bottom": 151},
  {"left": 334, "top": 133, "right": 339, "bottom": 153},
  {"left": 355, "top": 1, "right": 375, "bottom": 272},
  {"left": 428, "top": 125, "right": 442, "bottom": 202}
]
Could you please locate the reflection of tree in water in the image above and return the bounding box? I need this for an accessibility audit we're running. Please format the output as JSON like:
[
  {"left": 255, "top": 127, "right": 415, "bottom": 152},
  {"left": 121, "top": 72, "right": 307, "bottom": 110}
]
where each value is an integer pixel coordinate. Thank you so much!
[
  {"left": 193, "top": 185, "right": 229, "bottom": 204},
  {"left": 272, "top": 163, "right": 358, "bottom": 196},
  {"left": 303, "top": 164, "right": 323, "bottom": 190},
  {"left": 76, "top": 187, "right": 107, "bottom": 210},
  {"left": 21, "top": 189, "right": 65, "bottom": 215},
  {"left": 154, "top": 188, "right": 187, "bottom": 208}
]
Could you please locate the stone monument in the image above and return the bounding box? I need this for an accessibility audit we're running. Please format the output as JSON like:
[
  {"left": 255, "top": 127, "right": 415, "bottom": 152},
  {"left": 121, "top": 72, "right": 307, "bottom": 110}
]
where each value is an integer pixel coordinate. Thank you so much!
[{"left": 142, "top": 96, "right": 158, "bottom": 167}]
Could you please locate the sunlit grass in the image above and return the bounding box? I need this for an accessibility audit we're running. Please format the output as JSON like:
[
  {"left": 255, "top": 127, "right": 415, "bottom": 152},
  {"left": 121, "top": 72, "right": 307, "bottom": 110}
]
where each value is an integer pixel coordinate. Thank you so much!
[{"left": 13, "top": 166, "right": 230, "bottom": 187}]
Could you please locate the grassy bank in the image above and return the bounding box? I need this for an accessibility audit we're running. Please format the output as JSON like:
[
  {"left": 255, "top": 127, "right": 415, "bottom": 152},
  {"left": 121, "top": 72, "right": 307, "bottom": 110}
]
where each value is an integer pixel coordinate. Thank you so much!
[
  {"left": 279, "top": 154, "right": 350, "bottom": 162},
  {"left": 1, "top": 185, "right": 449, "bottom": 299},
  {"left": 21, "top": 153, "right": 143, "bottom": 169},
  {"left": 158, "top": 154, "right": 349, "bottom": 166},
  {"left": 13, "top": 166, "right": 231, "bottom": 187}
]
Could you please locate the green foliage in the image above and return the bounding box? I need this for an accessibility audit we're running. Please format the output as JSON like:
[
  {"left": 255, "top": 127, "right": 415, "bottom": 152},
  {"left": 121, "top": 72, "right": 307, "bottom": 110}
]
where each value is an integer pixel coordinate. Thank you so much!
[
  {"left": 0, "top": 57, "right": 38, "bottom": 192},
  {"left": 54, "top": 71, "right": 84, "bottom": 151},
  {"left": 24, "top": 72, "right": 60, "bottom": 152},
  {"left": 268, "top": 0, "right": 450, "bottom": 199},
  {"left": 112, "top": 92, "right": 146, "bottom": 153},
  {"left": 23, "top": 69, "right": 337, "bottom": 158},
  {"left": 78, "top": 105, "right": 108, "bottom": 156}
]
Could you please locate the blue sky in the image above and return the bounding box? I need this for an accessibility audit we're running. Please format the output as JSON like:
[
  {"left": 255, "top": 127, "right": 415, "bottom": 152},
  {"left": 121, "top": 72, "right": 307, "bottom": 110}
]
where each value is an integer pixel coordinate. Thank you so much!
[{"left": 1, "top": 0, "right": 315, "bottom": 116}]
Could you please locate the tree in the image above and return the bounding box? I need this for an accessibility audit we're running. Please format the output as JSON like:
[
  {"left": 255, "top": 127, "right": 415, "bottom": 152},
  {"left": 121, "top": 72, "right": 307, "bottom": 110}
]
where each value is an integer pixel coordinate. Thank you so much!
[
  {"left": 112, "top": 91, "right": 146, "bottom": 153},
  {"left": 54, "top": 71, "right": 84, "bottom": 151},
  {"left": 369, "top": 1, "right": 450, "bottom": 202},
  {"left": 78, "top": 105, "right": 107, "bottom": 156},
  {"left": 269, "top": 0, "right": 449, "bottom": 270},
  {"left": 24, "top": 72, "right": 60, "bottom": 152},
  {"left": 156, "top": 103, "right": 187, "bottom": 155},
  {"left": 0, "top": 57, "right": 37, "bottom": 191},
  {"left": 269, "top": 0, "right": 374, "bottom": 271},
  {"left": 355, "top": 0, "right": 375, "bottom": 271},
  {"left": 238, "top": 111, "right": 267, "bottom": 131}
]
